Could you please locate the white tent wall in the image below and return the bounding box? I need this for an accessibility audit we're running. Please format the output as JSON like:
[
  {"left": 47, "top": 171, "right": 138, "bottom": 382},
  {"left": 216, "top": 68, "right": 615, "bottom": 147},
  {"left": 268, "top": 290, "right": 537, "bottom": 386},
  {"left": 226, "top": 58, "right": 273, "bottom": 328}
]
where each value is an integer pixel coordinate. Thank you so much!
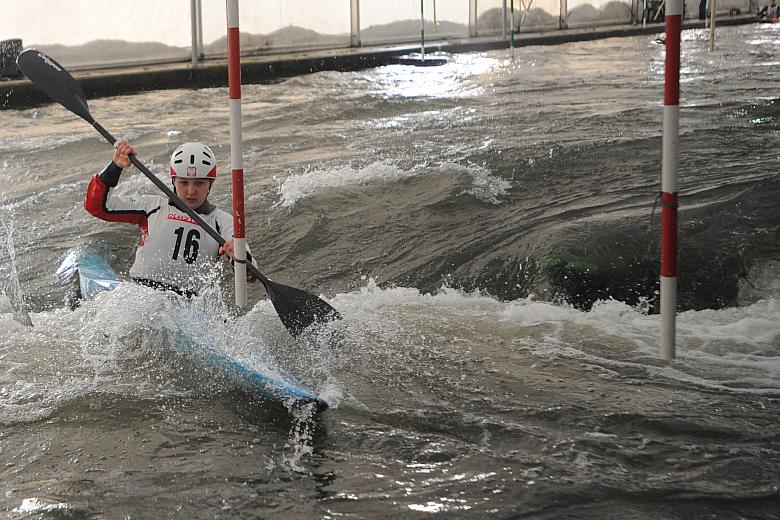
[
  {"left": 0, "top": 0, "right": 192, "bottom": 68},
  {"left": 517, "top": 0, "right": 566, "bottom": 30},
  {"left": 200, "top": 0, "right": 351, "bottom": 57},
  {"left": 358, "top": 0, "right": 470, "bottom": 45},
  {"left": 475, "top": 0, "right": 631, "bottom": 34},
  {"left": 566, "top": 0, "right": 633, "bottom": 27},
  {"left": 476, "top": 0, "right": 506, "bottom": 33},
  {"left": 0, "top": 0, "right": 758, "bottom": 70}
]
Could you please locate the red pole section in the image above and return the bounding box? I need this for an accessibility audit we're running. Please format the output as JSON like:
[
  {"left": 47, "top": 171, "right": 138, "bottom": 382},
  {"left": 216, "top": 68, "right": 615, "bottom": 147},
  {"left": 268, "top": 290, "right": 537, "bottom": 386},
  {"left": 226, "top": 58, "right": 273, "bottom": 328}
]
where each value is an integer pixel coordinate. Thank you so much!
[
  {"left": 227, "top": 0, "right": 247, "bottom": 308},
  {"left": 660, "top": 0, "right": 682, "bottom": 359}
]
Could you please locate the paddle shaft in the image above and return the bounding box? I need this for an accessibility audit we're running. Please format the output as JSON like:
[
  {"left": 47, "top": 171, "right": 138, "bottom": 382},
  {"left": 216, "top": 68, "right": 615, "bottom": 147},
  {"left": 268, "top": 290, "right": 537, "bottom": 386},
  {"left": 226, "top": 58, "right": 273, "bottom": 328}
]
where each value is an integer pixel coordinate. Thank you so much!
[{"left": 89, "top": 120, "right": 272, "bottom": 287}]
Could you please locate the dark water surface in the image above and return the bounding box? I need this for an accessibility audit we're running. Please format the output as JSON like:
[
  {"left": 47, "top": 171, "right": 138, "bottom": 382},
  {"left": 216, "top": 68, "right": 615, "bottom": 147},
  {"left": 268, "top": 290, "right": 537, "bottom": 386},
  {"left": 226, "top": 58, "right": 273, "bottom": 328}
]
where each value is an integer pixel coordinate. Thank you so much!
[{"left": 1, "top": 24, "right": 780, "bottom": 519}]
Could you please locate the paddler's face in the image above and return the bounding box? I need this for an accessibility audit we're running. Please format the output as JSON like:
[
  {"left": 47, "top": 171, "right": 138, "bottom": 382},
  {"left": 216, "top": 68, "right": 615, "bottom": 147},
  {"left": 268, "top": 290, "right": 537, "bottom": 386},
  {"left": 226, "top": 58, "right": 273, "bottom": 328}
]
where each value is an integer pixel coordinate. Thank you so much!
[{"left": 174, "top": 178, "right": 212, "bottom": 209}]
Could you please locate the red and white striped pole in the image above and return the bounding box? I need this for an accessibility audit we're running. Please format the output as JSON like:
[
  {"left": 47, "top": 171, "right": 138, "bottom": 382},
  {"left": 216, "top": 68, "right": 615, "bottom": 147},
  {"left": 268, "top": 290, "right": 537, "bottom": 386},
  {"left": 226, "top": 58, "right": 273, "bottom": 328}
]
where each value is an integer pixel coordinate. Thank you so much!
[
  {"left": 227, "top": 0, "right": 247, "bottom": 308},
  {"left": 660, "top": 0, "right": 682, "bottom": 359}
]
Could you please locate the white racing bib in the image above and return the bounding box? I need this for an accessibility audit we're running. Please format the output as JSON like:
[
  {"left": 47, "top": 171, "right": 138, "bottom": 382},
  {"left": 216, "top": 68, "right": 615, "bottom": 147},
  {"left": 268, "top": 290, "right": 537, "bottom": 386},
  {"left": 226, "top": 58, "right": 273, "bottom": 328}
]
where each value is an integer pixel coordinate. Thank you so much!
[{"left": 111, "top": 193, "right": 233, "bottom": 293}]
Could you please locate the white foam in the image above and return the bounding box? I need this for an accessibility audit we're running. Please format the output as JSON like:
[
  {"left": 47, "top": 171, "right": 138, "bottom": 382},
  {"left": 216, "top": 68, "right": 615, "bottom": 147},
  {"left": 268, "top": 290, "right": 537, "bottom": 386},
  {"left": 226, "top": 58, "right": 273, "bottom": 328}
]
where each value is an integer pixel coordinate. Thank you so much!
[
  {"left": 3, "top": 271, "right": 779, "bottom": 429},
  {"left": 13, "top": 497, "right": 71, "bottom": 515},
  {"left": 111, "top": 162, "right": 168, "bottom": 196},
  {"left": 277, "top": 160, "right": 414, "bottom": 208},
  {"left": 0, "top": 259, "right": 349, "bottom": 424},
  {"left": 457, "top": 163, "right": 511, "bottom": 205},
  {"left": 276, "top": 161, "right": 509, "bottom": 208},
  {"left": 0, "top": 281, "right": 253, "bottom": 423},
  {"left": 0, "top": 132, "right": 91, "bottom": 154},
  {"left": 330, "top": 280, "right": 780, "bottom": 395},
  {"left": 0, "top": 293, "right": 13, "bottom": 314}
]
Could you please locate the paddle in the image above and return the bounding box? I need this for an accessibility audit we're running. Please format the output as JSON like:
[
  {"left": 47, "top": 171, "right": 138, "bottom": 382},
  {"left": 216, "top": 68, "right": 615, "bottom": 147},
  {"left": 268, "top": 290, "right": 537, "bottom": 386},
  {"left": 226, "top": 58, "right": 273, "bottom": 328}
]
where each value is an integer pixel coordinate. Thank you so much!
[{"left": 16, "top": 48, "right": 341, "bottom": 337}]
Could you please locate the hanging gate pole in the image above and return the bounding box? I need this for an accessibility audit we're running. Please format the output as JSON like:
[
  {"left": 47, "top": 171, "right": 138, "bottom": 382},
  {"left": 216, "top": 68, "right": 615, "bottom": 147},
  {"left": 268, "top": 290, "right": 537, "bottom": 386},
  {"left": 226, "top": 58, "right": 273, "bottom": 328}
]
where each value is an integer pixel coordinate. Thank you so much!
[
  {"left": 226, "top": 0, "right": 248, "bottom": 308},
  {"left": 190, "top": 0, "right": 200, "bottom": 65},
  {"left": 660, "top": 0, "right": 682, "bottom": 359},
  {"left": 709, "top": 0, "right": 717, "bottom": 51},
  {"left": 420, "top": 0, "right": 426, "bottom": 60},
  {"left": 510, "top": 0, "right": 516, "bottom": 58}
]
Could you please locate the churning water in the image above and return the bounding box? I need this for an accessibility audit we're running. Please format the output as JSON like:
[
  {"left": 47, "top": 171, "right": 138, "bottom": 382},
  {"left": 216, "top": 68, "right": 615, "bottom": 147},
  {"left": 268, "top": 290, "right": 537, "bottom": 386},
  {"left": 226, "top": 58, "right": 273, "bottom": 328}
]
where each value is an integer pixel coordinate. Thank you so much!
[{"left": 1, "top": 24, "right": 779, "bottom": 519}]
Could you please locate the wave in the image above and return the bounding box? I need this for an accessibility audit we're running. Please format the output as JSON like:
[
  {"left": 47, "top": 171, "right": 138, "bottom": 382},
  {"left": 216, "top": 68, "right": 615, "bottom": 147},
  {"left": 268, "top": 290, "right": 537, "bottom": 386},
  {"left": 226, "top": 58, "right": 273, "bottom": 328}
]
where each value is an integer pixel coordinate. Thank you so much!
[
  {"left": 275, "top": 160, "right": 510, "bottom": 208},
  {"left": 5, "top": 275, "right": 778, "bottom": 428},
  {"left": 327, "top": 280, "right": 780, "bottom": 396}
]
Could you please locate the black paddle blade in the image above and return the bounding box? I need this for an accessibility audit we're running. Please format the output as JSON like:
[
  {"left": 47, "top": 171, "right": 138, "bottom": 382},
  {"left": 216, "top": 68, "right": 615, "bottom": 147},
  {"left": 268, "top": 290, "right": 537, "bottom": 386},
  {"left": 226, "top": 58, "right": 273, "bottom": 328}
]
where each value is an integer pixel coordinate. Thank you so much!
[
  {"left": 264, "top": 280, "right": 341, "bottom": 336},
  {"left": 16, "top": 49, "right": 93, "bottom": 123}
]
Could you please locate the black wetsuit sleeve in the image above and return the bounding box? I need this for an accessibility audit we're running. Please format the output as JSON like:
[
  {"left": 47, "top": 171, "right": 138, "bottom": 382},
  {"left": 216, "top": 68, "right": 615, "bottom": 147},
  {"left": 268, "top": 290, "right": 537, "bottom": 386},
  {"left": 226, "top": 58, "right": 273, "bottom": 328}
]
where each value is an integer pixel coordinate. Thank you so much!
[{"left": 98, "top": 161, "right": 123, "bottom": 188}]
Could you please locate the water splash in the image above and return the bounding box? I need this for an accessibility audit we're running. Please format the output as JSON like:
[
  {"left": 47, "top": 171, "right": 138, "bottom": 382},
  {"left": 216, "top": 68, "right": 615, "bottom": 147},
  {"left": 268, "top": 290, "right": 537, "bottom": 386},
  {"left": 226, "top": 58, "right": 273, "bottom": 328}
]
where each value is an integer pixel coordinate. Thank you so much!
[
  {"left": 328, "top": 280, "right": 780, "bottom": 397},
  {"left": 276, "top": 160, "right": 415, "bottom": 208},
  {"left": 452, "top": 162, "right": 510, "bottom": 205},
  {"left": 0, "top": 206, "right": 32, "bottom": 327},
  {"left": 12, "top": 497, "right": 71, "bottom": 516},
  {"left": 282, "top": 401, "right": 318, "bottom": 474},
  {"left": 276, "top": 160, "right": 510, "bottom": 208}
]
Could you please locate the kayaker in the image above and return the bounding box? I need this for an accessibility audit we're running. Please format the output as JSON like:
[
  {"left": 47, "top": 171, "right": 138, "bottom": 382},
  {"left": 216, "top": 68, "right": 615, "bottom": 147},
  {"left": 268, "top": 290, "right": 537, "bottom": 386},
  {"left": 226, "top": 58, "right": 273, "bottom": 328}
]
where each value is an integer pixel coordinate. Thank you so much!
[{"left": 84, "top": 139, "right": 256, "bottom": 296}]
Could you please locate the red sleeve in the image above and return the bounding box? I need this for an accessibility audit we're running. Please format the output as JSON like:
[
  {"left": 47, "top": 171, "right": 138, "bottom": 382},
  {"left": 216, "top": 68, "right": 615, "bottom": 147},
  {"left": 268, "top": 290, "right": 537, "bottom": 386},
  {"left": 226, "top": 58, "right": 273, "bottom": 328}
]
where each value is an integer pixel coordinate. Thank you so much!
[{"left": 84, "top": 175, "right": 148, "bottom": 226}]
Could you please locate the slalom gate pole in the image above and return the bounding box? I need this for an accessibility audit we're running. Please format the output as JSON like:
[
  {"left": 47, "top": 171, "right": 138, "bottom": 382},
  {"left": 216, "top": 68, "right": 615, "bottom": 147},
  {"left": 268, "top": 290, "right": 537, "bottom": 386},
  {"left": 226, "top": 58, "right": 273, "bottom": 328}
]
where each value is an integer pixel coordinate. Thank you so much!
[
  {"left": 190, "top": 0, "right": 199, "bottom": 65},
  {"left": 502, "top": 0, "right": 508, "bottom": 37},
  {"left": 197, "top": 0, "right": 204, "bottom": 57},
  {"left": 510, "top": 0, "right": 516, "bottom": 58},
  {"left": 709, "top": 0, "right": 717, "bottom": 51},
  {"left": 661, "top": 0, "right": 682, "bottom": 359},
  {"left": 227, "top": 0, "right": 248, "bottom": 308},
  {"left": 420, "top": 0, "right": 426, "bottom": 60}
]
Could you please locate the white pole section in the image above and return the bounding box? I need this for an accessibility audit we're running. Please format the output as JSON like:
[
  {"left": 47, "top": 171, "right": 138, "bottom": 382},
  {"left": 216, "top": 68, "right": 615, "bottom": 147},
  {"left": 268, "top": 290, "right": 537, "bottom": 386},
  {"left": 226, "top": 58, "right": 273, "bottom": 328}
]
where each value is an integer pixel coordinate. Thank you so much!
[
  {"left": 227, "top": 0, "right": 248, "bottom": 308},
  {"left": 197, "top": 0, "right": 204, "bottom": 57},
  {"left": 661, "top": 0, "right": 682, "bottom": 359},
  {"left": 350, "top": 0, "right": 361, "bottom": 47},
  {"left": 502, "top": 0, "right": 508, "bottom": 37},
  {"left": 510, "top": 0, "right": 516, "bottom": 58},
  {"left": 469, "top": 0, "right": 477, "bottom": 37},
  {"left": 560, "top": 0, "right": 568, "bottom": 29},
  {"left": 190, "top": 0, "right": 199, "bottom": 65},
  {"left": 420, "top": 0, "right": 426, "bottom": 60},
  {"left": 709, "top": 0, "right": 717, "bottom": 51}
]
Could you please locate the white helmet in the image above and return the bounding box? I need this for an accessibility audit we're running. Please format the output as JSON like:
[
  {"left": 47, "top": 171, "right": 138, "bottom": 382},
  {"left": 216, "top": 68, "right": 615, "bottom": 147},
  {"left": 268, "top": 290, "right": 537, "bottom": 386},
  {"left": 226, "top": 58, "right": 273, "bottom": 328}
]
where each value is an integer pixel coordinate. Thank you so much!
[{"left": 169, "top": 142, "right": 217, "bottom": 180}]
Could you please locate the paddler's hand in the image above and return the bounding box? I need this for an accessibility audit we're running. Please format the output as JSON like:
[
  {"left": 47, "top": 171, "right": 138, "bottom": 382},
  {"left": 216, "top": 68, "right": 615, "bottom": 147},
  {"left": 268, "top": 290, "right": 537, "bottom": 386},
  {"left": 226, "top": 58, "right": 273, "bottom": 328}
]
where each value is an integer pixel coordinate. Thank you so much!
[
  {"left": 219, "top": 239, "right": 235, "bottom": 259},
  {"left": 220, "top": 239, "right": 257, "bottom": 283},
  {"left": 113, "top": 140, "right": 135, "bottom": 168}
]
